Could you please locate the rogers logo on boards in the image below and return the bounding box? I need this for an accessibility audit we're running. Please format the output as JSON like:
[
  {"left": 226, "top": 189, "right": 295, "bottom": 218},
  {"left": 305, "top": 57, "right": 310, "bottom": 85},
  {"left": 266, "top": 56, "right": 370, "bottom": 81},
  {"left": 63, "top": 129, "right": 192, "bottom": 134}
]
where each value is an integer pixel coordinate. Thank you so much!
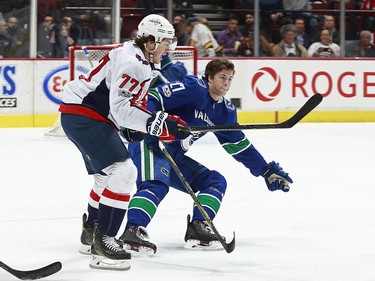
[
  {"left": 251, "top": 67, "right": 281, "bottom": 102},
  {"left": 290, "top": 71, "right": 375, "bottom": 98},
  {"left": 250, "top": 67, "right": 375, "bottom": 100}
]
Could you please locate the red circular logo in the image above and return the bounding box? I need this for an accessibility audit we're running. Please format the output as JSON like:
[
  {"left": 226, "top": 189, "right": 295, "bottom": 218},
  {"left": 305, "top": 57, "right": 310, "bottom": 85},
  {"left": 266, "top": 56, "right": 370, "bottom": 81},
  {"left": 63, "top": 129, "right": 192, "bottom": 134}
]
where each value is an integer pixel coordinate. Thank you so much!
[{"left": 251, "top": 67, "right": 281, "bottom": 102}]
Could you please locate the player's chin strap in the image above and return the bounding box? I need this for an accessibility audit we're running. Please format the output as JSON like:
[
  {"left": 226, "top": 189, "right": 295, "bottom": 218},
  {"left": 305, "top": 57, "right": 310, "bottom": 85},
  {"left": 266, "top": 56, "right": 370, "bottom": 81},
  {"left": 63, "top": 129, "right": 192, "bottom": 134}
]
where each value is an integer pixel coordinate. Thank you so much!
[
  {"left": 149, "top": 57, "right": 159, "bottom": 85},
  {"left": 144, "top": 42, "right": 159, "bottom": 66},
  {"left": 145, "top": 43, "right": 163, "bottom": 85},
  {"left": 144, "top": 43, "right": 157, "bottom": 72}
]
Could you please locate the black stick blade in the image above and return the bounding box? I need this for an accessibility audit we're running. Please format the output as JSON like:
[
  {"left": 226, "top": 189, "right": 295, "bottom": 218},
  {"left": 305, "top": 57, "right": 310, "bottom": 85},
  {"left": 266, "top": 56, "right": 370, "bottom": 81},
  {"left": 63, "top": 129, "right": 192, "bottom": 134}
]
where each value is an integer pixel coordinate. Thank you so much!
[
  {"left": 0, "top": 261, "right": 62, "bottom": 280},
  {"left": 282, "top": 93, "right": 323, "bottom": 128},
  {"left": 223, "top": 232, "right": 236, "bottom": 253}
]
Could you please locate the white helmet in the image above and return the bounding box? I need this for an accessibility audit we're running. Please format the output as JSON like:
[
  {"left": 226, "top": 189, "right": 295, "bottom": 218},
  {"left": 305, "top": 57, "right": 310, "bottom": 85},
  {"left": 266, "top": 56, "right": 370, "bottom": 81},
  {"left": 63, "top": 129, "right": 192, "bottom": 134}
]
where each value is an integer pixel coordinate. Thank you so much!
[{"left": 137, "top": 14, "right": 175, "bottom": 43}]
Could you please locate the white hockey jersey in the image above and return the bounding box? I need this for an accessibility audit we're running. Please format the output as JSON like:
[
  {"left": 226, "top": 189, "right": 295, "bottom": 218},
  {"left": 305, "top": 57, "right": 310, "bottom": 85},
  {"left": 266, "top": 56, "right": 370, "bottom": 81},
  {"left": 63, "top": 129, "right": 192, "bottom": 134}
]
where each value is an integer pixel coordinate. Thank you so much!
[{"left": 59, "top": 41, "right": 156, "bottom": 132}]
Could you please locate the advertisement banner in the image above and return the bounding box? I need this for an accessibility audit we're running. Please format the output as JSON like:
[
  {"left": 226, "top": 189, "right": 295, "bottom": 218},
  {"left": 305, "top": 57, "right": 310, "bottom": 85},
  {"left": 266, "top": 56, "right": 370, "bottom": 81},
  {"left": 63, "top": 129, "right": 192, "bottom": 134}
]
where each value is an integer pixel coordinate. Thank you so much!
[
  {"left": 0, "top": 61, "right": 33, "bottom": 114},
  {"left": 1, "top": 58, "right": 375, "bottom": 127},
  {"left": 34, "top": 60, "right": 69, "bottom": 114},
  {"left": 198, "top": 58, "right": 375, "bottom": 111}
]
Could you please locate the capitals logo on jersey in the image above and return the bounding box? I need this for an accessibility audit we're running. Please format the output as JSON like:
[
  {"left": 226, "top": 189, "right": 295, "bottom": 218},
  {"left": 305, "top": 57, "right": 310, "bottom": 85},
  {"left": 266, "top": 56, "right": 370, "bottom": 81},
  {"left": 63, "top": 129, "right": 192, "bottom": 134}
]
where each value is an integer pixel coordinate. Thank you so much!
[{"left": 118, "top": 89, "right": 133, "bottom": 98}]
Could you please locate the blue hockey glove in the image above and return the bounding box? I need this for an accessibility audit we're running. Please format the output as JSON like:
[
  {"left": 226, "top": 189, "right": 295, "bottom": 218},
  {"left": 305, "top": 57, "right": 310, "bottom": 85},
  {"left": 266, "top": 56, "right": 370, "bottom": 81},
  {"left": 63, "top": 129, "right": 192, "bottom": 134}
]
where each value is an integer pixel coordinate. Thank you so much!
[
  {"left": 147, "top": 111, "right": 191, "bottom": 142},
  {"left": 120, "top": 128, "right": 144, "bottom": 143},
  {"left": 262, "top": 161, "right": 293, "bottom": 192}
]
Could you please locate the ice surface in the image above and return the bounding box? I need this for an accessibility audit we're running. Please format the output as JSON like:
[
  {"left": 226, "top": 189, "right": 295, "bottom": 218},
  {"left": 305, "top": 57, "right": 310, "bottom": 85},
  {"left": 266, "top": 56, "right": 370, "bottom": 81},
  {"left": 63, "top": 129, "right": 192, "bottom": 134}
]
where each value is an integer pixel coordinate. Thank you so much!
[{"left": 0, "top": 123, "right": 374, "bottom": 281}]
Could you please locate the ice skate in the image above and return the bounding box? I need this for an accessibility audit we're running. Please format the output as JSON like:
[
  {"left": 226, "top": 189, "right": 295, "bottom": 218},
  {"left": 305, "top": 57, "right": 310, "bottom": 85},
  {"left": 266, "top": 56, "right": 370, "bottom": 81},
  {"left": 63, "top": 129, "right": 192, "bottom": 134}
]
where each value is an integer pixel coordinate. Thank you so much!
[
  {"left": 184, "top": 214, "right": 224, "bottom": 250},
  {"left": 79, "top": 213, "right": 93, "bottom": 255},
  {"left": 89, "top": 222, "right": 131, "bottom": 271},
  {"left": 119, "top": 226, "right": 157, "bottom": 255}
]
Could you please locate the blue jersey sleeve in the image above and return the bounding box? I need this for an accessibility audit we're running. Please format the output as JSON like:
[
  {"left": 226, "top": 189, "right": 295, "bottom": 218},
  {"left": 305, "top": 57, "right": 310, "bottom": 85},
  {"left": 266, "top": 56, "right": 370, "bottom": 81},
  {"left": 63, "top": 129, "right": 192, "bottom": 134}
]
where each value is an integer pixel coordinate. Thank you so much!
[
  {"left": 214, "top": 101, "right": 268, "bottom": 177},
  {"left": 217, "top": 130, "right": 268, "bottom": 177}
]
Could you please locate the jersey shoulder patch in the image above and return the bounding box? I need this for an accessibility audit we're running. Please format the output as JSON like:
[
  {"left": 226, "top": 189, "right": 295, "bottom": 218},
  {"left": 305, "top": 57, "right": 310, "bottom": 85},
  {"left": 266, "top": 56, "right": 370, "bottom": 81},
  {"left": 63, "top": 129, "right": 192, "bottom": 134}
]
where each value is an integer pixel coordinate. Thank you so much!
[
  {"left": 224, "top": 98, "right": 236, "bottom": 111},
  {"left": 196, "top": 77, "right": 207, "bottom": 88}
]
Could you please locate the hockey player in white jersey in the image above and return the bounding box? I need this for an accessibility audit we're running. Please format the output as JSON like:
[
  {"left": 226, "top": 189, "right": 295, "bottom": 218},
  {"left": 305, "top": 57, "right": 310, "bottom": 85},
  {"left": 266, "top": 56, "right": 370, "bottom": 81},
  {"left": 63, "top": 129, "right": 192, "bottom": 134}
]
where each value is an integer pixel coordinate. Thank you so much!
[{"left": 59, "top": 14, "right": 190, "bottom": 270}]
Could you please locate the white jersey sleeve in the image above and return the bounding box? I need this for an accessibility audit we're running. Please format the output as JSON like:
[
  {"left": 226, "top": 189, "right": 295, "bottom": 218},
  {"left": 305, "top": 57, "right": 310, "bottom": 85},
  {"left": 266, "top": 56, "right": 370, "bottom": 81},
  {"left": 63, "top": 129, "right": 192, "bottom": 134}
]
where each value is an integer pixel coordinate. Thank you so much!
[{"left": 108, "top": 44, "right": 153, "bottom": 132}]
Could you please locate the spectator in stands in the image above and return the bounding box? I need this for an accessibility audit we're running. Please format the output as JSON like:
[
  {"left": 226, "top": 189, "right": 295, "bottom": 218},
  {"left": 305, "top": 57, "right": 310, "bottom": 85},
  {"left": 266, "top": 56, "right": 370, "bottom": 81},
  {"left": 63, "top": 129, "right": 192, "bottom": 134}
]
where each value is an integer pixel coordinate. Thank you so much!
[
  {"left": 238, "top": 12, "right": 276, "bottom": 56},
  {"left": 282, "top": 0, "right": 318, "bottom": 36},
  {"left": 51, "top": 17, "right": 76, "bottom": 58},
  {"left": 37, "top": 15, "right": 54, "bottom": 58},
  {"left": 0, "top": 18, "right": 12, "bottom": 58},
  {"left": 187, "top": 16, "right": 222, "bottom": 57},
  {"left": 90, "top": 10, "right": 112, "bottom": 45},
  {"left": 198, "top": 17, "right": 210, "bottom": 27},
  {"left": 346, "top": 30, "right": 375, "bottom": 57},
  {"left": 259, "top": 34, "right": 277, "bottom": 56},
  {"left": 322, "top": 15, "right": 339, "bottom": 45},
  {"left": 67, "top": 10, "right": 102, "bottom": 46},
  {"left": 272, "top": 23, "right": 310, "bottom": 57},
  {"left": 294, "top": 17, "right": 314, "bottom": 49},
  {"left": 237, "top": 31, "right": 255, "bottom": 57},
  {"left": 361, "top": 0, "right": 375, "bottom": 31},
  {"left": 307, "top": 27, "right": 340, "bottom": 57},
  {"left": 237, "top": 31, "right": 274, "bottom": 57},
  {"left": 216, "top": 18, "right": 244, "bottom": 57},
  {"left": 239, "top": 13, "right": 254, "bottom": 37},
  {"left": 259, "top": 0, "right": 293, "bottom": 43},
  {"left": 5, "top": 15, "right": 28, "bottom": 57},
  {"left": 172, "top": 13, "right": 185, "bottom": 25},
  {"left": 174, "top": 19, "right": 190, "bottom": 46},
  {"left": 63, "top": 15, "right": 80, "bottom": 45}
]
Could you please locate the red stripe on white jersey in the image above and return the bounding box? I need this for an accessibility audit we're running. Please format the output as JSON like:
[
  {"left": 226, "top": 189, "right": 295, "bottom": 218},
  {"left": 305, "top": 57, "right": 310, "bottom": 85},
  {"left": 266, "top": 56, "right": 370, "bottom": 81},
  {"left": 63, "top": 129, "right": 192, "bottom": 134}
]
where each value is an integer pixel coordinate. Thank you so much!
[
  {"left": 99, "top": 188, "right": 130, "bottom": 210},
  {"left": 88, "top": 189, "right": 100, "bottom": 209}
]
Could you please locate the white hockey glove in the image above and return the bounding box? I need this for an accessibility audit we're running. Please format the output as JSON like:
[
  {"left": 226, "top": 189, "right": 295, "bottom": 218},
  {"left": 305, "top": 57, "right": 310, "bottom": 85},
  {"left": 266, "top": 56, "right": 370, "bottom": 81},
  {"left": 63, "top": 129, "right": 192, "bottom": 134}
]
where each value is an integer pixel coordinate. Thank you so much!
[{"left": 146, "top": 111, "right": 191, "bottom": 142}]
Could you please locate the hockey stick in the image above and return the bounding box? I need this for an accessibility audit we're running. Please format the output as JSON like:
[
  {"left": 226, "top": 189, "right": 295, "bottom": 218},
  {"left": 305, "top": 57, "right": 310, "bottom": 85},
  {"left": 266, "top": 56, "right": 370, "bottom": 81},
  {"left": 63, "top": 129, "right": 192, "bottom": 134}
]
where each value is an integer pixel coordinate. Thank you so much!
[
  {"left": 0, "top": 261, "right": 62, "bottom": 280},
  {"left": 158, "top": 141, "right": 235, "bottom": 253},
  {"left": 82, "top": 46, "right": 94, "bottom": 68},
  {"left": 180, "top": 93, "right": 323, "bottom": 133}
]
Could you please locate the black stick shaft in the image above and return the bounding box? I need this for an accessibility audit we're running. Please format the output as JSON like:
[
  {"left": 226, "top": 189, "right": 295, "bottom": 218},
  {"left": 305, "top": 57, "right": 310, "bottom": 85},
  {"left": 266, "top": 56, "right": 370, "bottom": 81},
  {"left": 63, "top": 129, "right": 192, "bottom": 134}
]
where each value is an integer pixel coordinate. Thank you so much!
[
  {"left": 183, "top": 93, "right": 323, "bottom": 132},
  {"left": 159, "top": 141, "right": 235, "bottom": 253}
]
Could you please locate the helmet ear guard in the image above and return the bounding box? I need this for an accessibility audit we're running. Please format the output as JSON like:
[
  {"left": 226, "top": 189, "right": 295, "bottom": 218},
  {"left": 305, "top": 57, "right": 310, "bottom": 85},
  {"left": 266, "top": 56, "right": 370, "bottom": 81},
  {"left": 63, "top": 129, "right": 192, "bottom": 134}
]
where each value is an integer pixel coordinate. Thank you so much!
[{"left": 137, "top": 14, "right": 175, "bottom": 44}]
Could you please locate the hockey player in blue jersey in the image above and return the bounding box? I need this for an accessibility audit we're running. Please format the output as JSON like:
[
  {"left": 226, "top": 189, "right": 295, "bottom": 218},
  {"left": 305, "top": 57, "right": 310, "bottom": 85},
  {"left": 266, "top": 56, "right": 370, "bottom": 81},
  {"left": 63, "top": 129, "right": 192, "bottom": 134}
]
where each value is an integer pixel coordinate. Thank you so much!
[{"left": 119, "top": 58, "right": 293, "bottom": 253}]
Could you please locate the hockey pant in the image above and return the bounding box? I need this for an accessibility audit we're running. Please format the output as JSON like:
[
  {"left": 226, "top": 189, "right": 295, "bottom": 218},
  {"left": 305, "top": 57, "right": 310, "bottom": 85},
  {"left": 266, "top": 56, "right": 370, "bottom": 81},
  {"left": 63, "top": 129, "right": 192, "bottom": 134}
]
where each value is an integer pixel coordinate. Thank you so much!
[
  {"left": 61, "top": 113, "right": 136, "bottom": 236},
  {"left": 126, "top": 141, "right": 227, "bottom": 228}
]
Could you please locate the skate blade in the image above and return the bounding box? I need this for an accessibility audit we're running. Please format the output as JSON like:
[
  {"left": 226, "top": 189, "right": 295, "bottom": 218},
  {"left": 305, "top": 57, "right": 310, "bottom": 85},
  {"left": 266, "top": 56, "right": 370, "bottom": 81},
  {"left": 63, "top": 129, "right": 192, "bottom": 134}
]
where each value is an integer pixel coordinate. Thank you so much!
[
  {"left": 123, "top": 243, "right": 156, "bottom": 256},
  {"left": 89, "top": 255, "right": 131, "bottom": 271},
  {"left": 184, "top": 239, "right": 224, "bottom": 251},
  {"left": 79, "top": 244, "right": 91, "bottom": 255}
]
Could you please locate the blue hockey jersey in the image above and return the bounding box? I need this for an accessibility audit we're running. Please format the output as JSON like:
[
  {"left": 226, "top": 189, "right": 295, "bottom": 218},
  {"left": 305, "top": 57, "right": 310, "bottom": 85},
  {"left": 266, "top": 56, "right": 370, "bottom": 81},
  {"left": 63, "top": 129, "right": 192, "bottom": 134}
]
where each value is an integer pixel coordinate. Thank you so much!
[{"left": 148, "top": 75, "right": 268, "bottom": 177}]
